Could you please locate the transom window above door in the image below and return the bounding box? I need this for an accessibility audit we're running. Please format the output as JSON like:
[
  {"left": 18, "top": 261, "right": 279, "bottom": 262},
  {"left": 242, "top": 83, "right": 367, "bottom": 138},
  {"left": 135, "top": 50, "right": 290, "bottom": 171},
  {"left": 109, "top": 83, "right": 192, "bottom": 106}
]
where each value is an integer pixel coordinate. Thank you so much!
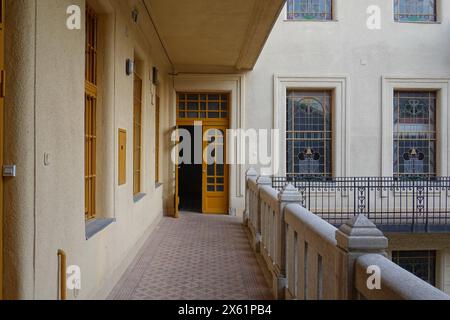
[
  {"left": 393, "top": 91, "right": 437, "bottom": 178},
  {"left": 286, "top": 90, "right": 332, "bottom": 178},
  {"left": 286, "top": 0, "right": 333, "bottom": 21},
  {"left": 394, "top": 0, "right": 437, "bottom": 22},
  {"left": 177, "top": 93, "right": 229, "bottom": 121}
]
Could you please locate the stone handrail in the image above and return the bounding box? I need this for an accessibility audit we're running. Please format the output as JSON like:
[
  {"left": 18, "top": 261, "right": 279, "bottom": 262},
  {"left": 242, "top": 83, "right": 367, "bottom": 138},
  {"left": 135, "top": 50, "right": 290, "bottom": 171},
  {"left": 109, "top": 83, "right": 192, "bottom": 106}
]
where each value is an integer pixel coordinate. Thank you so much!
[
  {"left": 244, "top": 168, "right": 450, "bottom": 300},
  {"left": 355, "top": 254, "right": 450, "bottom": 300}
]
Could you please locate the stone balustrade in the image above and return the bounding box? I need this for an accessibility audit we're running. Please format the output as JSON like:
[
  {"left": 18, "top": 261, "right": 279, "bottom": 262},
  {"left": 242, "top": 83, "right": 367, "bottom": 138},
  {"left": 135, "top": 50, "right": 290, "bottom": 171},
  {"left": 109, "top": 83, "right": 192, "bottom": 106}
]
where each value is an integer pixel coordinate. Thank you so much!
[{"left": 244, "top": 169, "right": 450, "bottom": 300}]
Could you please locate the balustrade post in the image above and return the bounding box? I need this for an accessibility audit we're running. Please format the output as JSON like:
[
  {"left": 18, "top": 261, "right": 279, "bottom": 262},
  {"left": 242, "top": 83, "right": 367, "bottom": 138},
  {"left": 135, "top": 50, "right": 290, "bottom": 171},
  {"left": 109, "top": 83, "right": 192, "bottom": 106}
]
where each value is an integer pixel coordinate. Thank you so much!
[
  {"left": 273, "top": 184, "right": 301, "bottom": 300},
  {"left": 335, "top": 214, "right": 388, "bottom": 300},
  {"left": 253, "top": 175, "right": 272, "bottom": 253},
  {"left": 244, "top": 168, "right": 258, "bottom": 226}
]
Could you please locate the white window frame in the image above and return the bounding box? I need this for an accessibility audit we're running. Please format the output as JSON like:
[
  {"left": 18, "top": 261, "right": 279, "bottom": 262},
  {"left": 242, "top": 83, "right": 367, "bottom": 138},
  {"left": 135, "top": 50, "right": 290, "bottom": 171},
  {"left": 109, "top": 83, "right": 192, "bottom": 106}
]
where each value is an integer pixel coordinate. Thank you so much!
[
  {"left": 381, "top": 77, "right": 450, "bottom": 177},
  {"left": 274, "top": 75, "right": 349, "bottom": 177}
]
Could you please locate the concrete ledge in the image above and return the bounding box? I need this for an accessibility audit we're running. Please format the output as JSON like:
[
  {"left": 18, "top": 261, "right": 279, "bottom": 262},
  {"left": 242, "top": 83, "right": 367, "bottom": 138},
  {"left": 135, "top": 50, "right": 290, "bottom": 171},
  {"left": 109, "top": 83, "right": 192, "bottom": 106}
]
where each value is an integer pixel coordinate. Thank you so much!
[
  {"left": 355, "top": 254, "right": 450, "bottom": 300},
  {"left": 133, "top": 193, "right": 147, "bottom": 203},
  {"left": 85, "top": 218, "right": 116, "bottom": 240}
]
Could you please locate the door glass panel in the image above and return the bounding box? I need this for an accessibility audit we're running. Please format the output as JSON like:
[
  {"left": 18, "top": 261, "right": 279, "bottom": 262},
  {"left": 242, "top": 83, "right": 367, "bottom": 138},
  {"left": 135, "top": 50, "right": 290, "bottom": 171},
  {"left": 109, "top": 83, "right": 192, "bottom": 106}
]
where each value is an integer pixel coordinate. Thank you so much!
[{"left": 205, "top": 128, "right": 225, "bottom": 194}]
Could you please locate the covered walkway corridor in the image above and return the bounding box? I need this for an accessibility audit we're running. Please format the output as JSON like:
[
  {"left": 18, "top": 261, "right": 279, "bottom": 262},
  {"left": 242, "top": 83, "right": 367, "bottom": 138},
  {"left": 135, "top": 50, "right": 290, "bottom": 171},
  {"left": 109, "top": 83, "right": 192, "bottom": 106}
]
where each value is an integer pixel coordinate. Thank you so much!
[{"left": 108, "top": 213, "right": 271, "bottom": 300}]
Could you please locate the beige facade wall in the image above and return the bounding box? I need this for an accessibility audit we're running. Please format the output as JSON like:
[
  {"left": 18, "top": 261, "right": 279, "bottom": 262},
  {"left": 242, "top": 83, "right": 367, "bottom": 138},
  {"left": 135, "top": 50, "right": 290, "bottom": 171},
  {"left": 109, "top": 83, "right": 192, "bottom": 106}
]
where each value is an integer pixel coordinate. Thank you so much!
[
  {"left": 243, "top": 0, "right": 450, "bottom": 293},
  {"left": 4, "top": 0, "right": 172, "bottom": 299},
  {"left": 245, "top": 0, "right": 450, "bottom": 177}
]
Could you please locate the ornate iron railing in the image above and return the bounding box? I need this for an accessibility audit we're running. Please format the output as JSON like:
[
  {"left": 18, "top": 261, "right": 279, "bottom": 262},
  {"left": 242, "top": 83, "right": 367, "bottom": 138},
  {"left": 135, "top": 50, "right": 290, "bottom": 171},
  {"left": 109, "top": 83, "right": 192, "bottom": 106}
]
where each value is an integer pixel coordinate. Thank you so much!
[{"left": 272, "top": 176, "right": 450, "bottom": 232}]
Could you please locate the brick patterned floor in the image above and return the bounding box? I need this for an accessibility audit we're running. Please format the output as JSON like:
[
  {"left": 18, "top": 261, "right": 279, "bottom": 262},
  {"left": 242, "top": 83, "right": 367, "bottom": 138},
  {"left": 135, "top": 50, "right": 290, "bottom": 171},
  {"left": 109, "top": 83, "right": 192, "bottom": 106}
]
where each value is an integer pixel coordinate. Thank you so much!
[{"left": 108, "top": 212, "right": 272, "bottom": 300}]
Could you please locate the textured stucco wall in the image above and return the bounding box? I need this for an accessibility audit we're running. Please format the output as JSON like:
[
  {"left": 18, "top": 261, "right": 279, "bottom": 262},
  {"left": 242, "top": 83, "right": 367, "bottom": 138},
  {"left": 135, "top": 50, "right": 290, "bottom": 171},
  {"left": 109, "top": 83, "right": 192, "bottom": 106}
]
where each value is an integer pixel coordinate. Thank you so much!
[
  {"left": 4, "top": 0, "right": 37, "bottom": 300},
  {"left": 4, "top": 0, "right": 172, "bottom": 299}
]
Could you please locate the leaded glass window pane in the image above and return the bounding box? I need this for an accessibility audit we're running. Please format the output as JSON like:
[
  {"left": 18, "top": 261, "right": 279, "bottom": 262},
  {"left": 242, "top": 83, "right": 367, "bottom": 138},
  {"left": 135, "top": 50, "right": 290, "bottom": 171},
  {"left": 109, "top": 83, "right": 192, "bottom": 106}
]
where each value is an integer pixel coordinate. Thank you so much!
[
  {"left": 287, "top": 91, "right": 332, "bottom": 178},
  {"left": 177, "top": 93, "right": 229, "bottom": 120},
  {"left": 392, "top": 251, "right": 436, "bottom": 286},
  {"left": 287, "top": 0, "right": 332, "bottom": 21},
  {"left": 394, "top": 0, "right": 437, "bottom": 22},
  {"left": 393, "top": 91, "right": 436, "bottom": 178}
]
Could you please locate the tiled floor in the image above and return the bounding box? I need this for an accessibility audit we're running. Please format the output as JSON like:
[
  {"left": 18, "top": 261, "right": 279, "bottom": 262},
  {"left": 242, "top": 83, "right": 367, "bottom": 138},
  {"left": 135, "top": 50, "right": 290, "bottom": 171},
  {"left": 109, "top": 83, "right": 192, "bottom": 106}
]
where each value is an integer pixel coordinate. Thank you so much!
[{"left": 108, "top": 212, "right": 272, "bottom": 300}]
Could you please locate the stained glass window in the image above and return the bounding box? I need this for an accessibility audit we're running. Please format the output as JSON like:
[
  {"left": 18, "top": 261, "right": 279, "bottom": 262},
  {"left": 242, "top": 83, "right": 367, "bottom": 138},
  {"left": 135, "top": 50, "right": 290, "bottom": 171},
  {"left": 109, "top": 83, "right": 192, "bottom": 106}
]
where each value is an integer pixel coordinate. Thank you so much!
[
  {"left": 287, "top": 91, "right": 332, "bottom": 178},
  {"left": 393, "top": 91, "right": 436, "bottom": 178},
  {"left": 392, "top": 251, "right": 436, "bottom": 286},
  {"left": 394, "top": 0, "right": 437, "bottom": 22},
  {"left": 287, "top": 0, "right": 332, "bottom": 21}
]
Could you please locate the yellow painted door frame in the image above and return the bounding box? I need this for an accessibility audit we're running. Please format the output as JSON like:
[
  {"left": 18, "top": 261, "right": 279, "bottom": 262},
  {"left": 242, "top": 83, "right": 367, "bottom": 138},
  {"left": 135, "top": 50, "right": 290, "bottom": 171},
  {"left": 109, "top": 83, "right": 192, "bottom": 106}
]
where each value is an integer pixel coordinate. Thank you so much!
[
  {"left": 0, "top": 0, "right": 5, "bottom": 300},
  {"left": 174, "top": 125, "right": 180, "bottom": 218},
  {"left": 175, "top": 92, "right": 230, "bottom": 215}
]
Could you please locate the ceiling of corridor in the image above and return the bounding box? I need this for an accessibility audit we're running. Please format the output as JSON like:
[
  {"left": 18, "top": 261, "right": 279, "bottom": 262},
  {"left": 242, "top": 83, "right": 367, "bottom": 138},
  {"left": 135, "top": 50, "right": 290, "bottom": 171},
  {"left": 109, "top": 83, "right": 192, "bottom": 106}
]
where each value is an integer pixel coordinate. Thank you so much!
[{"left": 143, "top": 0, "right": 286, "bottom": 73}]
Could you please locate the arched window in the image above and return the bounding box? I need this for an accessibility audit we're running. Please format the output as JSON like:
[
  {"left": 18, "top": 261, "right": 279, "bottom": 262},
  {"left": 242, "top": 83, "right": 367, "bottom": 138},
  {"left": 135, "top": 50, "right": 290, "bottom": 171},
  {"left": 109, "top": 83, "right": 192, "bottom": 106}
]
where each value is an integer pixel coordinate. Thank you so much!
[{"left": 287, "top": 91, "right": 332, "bottom": 178}]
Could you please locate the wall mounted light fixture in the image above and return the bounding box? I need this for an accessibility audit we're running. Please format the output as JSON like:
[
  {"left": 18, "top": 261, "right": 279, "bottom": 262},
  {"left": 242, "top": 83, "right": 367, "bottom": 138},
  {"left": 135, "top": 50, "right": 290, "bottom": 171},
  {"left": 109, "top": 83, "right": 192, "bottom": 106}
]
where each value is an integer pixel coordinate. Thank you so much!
[
  {"left": 152, "top": 66, "right": 159, "bottom": 85},
  {"left": 126, "top": 59, "right": 134, "bottom": 76},
  {"left": 131, "top": 8, "right": 139, "bottom": 23}
]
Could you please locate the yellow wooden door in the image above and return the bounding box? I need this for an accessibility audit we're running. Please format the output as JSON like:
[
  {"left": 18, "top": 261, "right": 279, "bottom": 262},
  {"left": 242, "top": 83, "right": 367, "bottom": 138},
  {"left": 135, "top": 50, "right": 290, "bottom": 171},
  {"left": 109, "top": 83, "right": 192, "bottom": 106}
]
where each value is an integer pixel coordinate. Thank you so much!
[
  {"left": 202, "top": 126, "right": 228, "bottom": 214},
  {"left": 0, "top": 0, "right": 5, "bottom": 300}
]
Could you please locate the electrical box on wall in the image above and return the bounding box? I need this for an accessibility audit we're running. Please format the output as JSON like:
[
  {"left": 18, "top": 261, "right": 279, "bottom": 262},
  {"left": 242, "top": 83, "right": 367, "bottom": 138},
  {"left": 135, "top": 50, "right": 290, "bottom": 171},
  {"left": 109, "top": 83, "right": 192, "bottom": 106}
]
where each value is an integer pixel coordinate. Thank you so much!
[{"left": 119, "top": 129, "right": 127, "bottom": 186}]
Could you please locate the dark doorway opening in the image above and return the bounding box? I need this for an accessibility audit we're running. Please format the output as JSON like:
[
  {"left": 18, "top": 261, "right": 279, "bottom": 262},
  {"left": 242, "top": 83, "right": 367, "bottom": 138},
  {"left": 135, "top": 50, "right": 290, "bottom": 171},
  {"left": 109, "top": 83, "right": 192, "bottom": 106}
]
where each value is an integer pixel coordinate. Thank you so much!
[{"left": 178, "top": 126, "right": 202, "bottom": 212}]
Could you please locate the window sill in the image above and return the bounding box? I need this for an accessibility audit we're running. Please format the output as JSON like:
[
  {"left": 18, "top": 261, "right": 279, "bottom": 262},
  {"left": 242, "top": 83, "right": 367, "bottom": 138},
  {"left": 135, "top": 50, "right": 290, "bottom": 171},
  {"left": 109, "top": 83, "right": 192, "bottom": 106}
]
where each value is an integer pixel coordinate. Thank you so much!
[
  {"left": 134, "top": 193, "right": 146, "bottom": 203},
  {"left": 283, "top": 19, "right": 338, "bottom": 23},
  {"left": 394, "top": 20, "right": 441, "bottom": 24},
  {"left": 85, "top": 218, "right": 116, "bottom": 240}
]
